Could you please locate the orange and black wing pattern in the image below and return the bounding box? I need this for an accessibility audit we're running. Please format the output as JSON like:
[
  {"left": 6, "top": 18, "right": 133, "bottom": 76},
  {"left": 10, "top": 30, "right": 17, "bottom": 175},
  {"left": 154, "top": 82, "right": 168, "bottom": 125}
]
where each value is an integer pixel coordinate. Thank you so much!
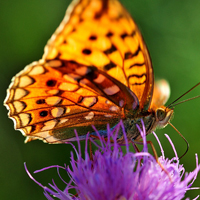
[
  {"left": 4, "top": 0, "right": 154, "bottom": 143},
  {"left": 44, "top": 0, "right": 154, "bottom": 110}
]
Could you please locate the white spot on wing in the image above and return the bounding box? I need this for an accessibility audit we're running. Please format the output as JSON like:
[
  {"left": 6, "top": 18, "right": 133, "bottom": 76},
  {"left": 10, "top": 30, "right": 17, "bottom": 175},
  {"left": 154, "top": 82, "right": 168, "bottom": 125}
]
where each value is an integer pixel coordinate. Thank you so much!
[
  {"left": 13, "top": 101, "right": 26, "bottom": 113},
  {"left": 41, "top": 119, "right": 57, "bottom": 131},
  {"left": 19, "top": 76, "right": 34, "bottom": 87},
  {"left": 28, "top": 66, "right": 45, "bottom": 75},
  {"left": 94, "top": 74, "right": 106, "bottom": 83},
  {"left": 104, "top": 114, "right": 112, "bottom": 117},
  {"left": 63, "top": 74, "right": 81, "bottom": 83},
  {"left": 14, "top": 88, "right": 28, "bottom": 100},
  {"left": 82, "top": 97, "right": 97, "bottom": 107},
  {"left": 45, "top": 48, "right": 59, "bottom": 60},
  {"left": 85, "top": 112, "right": 94, "bottom": 120},
  {"left": 34, "top": 130, "right": 50, "bottom": 138},
  {"left": 18, "top": 113, "right": 31, "bottom": 126},
  {"left": 79, "top": 78, "right": 90, "bottom": 85},
  {"left": 59, "top": 82, "right": 79, "bottom": 91},
  {"left": 75, "top": 66, "right": 91, "bottom": 76},
  {"left": 109, "top": 106, "right": 119, "bottom": 112},
  {"left": 59, "top": 118, "right": 69, "bottom": 124},
  {"left": 45, "top": 134, "right": 61, "bottom": 143},
  {"left": 47, "top": 60, "right": 62, "bottom": 68},
  {"left": 47, "top": 89, "right": 60, "bottom": 95},
  {"left": 46, "top": 96, "right": 62, "bottom": 106},
  {"left": 51, "top": 107, "right": 64, "bottom": 118},
  {"left": 105, "top": 100, "right": 112, "bottom": 105},
  {"left": 23, "top": 126, "right": 32, "bottom": 134},
  {"left": 119, "top": 100, "right": 124, "bottom": 107},
  {"left": 103, "top": 85, "right": 120, "bottom": 95}
]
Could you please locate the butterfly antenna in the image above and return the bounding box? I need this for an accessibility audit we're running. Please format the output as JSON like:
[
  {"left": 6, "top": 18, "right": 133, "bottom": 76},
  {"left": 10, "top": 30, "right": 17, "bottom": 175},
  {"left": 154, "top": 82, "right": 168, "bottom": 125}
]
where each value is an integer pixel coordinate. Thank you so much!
[
  {"left": 167, "top": 82, "right": 200, "bottom": 108},
  {"left": 168, "top": 122, "right": 189, "bottom": 160},
  {"left": 168, "top": 95, "right": 200, "bottom": 108}
]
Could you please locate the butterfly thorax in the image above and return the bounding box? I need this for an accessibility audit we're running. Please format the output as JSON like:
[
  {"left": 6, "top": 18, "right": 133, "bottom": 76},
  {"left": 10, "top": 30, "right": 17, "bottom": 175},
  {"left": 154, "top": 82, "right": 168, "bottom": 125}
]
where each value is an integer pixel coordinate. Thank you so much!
[{"left": 121, "top": 106, "right": 174, "bottom": 141}]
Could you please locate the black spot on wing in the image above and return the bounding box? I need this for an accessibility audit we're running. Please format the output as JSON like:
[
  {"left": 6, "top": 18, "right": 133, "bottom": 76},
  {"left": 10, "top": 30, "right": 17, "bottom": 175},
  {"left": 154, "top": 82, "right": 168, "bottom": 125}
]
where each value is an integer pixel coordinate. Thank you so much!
[
  {"left": 106, "top": 32, "right": 113, "bottom": 37},
  {"left": 82, "top": 49, "right": 92, "bottom": 55},
  {"left": 131, "top": 81, "right": 146, "bottom": 86},
  {"left": 125, "top": 46, "right": 141, "bottom": 60},
  {"left": 120, "top": 33, "right": 128, "bottom": 39},
  {"left": 36, "top": 99, "right": 45, "bottom": 104},
  {"left": 121, "top": 31, "right": 136, "bottom": 39},
  {"left": 103, "top": 62, "right": 117, "bottom": 71},
  {"left": 128, "top": 73, "right": 146, "bottom": 85},
  {"left": 131, "top": 31, "right": 136, "bottom": 37},
  {"left": 89, "top": 35, "right": 97, "bottom": 40},
  {"left": 128, "top": 73, "right": 146, "bottom": 78},
  {"left": 129, "top": 62, "right": 145, "bottom": 69},
  {"left": 103, "top": 45, "right": 117, "bottom": 54},
  {"left": 46, "top": 80, "right": 57, "bottom": 87},
  {"left": 30, "top": 125, "right": 36, "bottom": 133},
  {"left": 40, "top": 110, "right": 48, "bottom": 117},
  {"left": 77, "top": 96, "right": 83, "bottom": 103}
]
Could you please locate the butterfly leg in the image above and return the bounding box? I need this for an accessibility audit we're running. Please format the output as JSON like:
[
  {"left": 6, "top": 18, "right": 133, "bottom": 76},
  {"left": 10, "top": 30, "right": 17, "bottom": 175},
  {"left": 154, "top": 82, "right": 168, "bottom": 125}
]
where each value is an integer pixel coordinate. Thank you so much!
[
  {"left": 88, "top": 135, "right": 103, "bottom": 160},
  {"left": 130, "top": 142, "right": 140, "bottom": 153},
  {"left": 89, "top": 139, "right": 93, "bottom": 160}
]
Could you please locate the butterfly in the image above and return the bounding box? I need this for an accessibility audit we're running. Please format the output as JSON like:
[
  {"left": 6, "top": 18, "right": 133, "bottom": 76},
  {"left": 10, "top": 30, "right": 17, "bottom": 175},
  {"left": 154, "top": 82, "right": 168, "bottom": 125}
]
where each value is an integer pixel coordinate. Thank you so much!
[{"left": 4, "top": 0, "right": 174, "bottom": 144}]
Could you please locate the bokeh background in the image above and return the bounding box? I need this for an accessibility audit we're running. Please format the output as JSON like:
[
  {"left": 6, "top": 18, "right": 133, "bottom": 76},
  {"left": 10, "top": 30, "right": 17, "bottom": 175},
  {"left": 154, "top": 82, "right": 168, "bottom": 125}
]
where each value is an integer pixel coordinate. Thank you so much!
[{"left": 1, "top": 0, "right": 200, "bottom": 199}]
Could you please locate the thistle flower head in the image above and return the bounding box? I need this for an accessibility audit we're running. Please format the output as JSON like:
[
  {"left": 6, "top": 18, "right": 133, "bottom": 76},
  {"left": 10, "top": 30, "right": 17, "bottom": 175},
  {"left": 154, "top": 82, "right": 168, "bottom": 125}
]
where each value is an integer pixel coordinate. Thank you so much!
[{"left": 25, "top": 121, "right": 200, "bottom": 200}]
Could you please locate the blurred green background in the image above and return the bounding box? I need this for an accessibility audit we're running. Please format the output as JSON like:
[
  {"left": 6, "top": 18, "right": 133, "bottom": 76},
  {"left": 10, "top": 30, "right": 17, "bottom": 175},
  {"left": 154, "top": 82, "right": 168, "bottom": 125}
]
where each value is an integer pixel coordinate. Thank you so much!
[{"left": 1, "top": 0, "right": 200, "bottom": 199}]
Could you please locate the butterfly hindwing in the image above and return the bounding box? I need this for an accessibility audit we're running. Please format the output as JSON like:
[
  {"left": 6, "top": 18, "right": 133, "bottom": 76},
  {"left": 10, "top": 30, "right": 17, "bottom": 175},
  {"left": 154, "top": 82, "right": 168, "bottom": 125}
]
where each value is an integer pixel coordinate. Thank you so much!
[{"left": 5, "top": 58, "right": 139, "bottom": 143}]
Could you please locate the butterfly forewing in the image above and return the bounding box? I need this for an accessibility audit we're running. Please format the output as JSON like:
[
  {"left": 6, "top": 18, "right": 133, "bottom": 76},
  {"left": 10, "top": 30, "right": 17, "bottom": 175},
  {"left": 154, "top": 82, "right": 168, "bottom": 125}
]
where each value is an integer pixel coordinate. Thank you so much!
[{"left": 44, "top": 0, "right": 154, "bottom": 110}]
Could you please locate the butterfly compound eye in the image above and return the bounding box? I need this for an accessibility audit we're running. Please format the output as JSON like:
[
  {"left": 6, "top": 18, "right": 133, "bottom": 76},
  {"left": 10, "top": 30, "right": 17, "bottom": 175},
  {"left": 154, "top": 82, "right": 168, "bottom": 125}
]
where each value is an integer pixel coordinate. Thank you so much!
[{"left": 156, "top": 108, "right": 166, "bottom": 121}]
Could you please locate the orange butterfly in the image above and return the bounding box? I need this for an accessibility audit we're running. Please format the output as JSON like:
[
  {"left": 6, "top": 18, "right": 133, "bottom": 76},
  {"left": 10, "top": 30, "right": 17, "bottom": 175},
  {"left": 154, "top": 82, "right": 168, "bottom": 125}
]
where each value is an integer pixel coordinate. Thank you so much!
[{"left": 4, "top": 0, "right": 173, "bottom": 143}]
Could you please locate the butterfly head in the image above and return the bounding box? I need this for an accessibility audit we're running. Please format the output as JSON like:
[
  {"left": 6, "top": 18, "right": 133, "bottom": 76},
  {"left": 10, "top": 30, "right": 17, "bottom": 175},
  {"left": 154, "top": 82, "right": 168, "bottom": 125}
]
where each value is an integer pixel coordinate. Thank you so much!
[{"left": 155, "top": 106, "right": 174, "bottom": 128}]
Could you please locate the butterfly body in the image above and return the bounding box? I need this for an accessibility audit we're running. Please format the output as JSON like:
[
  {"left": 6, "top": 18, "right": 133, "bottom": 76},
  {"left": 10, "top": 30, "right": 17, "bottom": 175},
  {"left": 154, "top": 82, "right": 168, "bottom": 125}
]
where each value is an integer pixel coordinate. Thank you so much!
[{"left": 4, "top": 0, "right": 174, "bottom": 143}]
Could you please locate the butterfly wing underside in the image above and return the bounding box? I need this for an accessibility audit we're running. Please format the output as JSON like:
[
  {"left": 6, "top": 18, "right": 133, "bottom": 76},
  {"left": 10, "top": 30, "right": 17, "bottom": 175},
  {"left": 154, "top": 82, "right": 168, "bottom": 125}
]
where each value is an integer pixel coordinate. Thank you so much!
[
  {"left": 4, "top": 0, "right": 154, "bottom": 143},
  {"left": 44, "top": 0, "right": 154, "bottom": 110}
]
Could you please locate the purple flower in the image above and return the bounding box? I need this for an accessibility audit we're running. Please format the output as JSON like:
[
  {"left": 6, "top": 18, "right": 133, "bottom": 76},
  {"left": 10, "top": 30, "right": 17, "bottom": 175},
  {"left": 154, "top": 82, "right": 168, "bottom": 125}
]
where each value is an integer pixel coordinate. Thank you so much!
[{"left": 25, "top": 121, "right": 200, "bottom": 200}]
